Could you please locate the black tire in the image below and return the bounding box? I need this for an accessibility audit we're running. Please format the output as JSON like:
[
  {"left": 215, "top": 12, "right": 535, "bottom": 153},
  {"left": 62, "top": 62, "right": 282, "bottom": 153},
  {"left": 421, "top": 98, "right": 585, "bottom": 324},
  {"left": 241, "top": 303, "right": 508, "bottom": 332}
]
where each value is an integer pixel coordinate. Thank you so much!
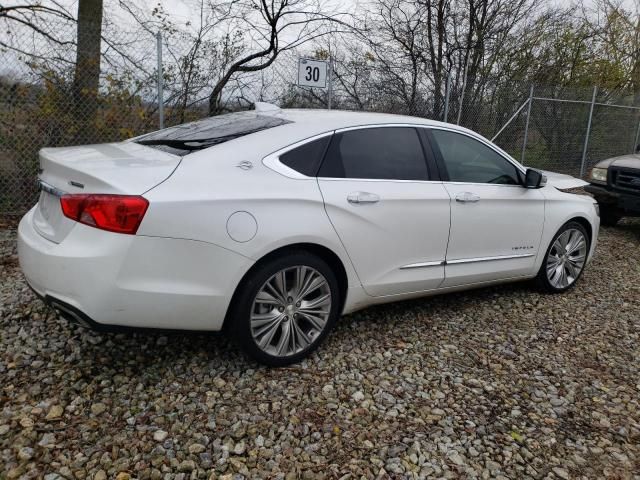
[
  {"left": 599, "top": 206, "right": 621, "bottom": 227},
  {"left": 229, "top": 250, "right": 341, "bottom": 367},
  {"left": 535, "top": 221, "right": 590, "bottom": 293}
]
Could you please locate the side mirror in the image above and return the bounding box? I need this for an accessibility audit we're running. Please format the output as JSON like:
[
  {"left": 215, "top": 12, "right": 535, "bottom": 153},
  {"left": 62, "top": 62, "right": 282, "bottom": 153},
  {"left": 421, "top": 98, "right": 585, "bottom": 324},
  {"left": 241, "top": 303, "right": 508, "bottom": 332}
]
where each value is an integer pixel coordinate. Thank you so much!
[
  {"left": 524, "top": 168, "right": 547, "bottom": 189},
  {"left": 635, "top": 144, "right": 640, "bottom": 154}
]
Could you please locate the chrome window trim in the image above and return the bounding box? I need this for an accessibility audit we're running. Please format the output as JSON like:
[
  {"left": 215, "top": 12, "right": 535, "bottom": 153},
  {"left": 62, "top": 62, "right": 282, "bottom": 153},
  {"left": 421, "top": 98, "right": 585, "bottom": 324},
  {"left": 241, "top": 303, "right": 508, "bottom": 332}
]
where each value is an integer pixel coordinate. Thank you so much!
[
  {"left": 334, "top": 123, "right": 433, "bottom": 133},
  {"left": 316, "top": 177, "right": 443, "bottom": 184},
  {"left": 262, "top": 131, "right": 335, "bottom": 179},
  {"left": 262, "top": 122, "right": 527, "bottom": 183},
  {"left": 440, "top": 181, "right": 525, "bottom": 188},
  {"left": 425, "top": 125, "right": 527, "bottom": 186}
]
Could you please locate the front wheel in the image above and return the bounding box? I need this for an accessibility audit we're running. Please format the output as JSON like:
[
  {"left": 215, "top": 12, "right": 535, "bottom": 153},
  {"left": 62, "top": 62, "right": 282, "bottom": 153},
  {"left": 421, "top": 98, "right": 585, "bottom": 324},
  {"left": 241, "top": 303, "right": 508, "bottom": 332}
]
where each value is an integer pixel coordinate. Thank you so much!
[
  {"left": 536, "top": 221, "right": 590, "bottom": 293},
  {"left": 230, "top": 251, "right": 341, "bottom": 366}
]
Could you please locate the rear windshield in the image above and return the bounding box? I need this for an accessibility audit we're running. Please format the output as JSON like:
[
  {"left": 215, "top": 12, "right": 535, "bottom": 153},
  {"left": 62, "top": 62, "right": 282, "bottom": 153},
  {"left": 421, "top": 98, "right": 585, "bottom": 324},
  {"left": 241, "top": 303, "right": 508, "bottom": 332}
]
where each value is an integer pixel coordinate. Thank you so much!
[{"left": 134, "top": 111, "right": 291, "bottom": 156}]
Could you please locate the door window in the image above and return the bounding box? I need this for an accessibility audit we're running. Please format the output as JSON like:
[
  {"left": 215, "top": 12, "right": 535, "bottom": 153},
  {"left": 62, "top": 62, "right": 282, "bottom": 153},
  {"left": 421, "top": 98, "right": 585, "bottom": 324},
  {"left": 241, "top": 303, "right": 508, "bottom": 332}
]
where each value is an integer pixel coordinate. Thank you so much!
[
  {"left": 318, "top": 127, "right": 429, "bottom": 181},
  {"left": 431, "top": 130, "right": 520, "bottom": 185},
  {"left": 279, "top": 136, "right": 331, "bottom": 176}
]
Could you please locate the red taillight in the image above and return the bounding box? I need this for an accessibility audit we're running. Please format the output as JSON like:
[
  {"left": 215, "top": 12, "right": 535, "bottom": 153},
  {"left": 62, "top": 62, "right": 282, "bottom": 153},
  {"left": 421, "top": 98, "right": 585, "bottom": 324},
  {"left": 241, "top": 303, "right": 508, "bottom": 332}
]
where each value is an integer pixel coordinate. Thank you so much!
[{"left": 60, "top": 194, "right": 149, "bottom": 234}]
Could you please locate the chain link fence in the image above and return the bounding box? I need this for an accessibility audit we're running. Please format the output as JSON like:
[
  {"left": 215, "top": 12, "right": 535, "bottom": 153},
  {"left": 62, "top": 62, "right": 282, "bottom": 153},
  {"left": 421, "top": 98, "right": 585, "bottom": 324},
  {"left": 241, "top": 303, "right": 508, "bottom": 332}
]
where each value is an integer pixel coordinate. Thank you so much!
[
  {"left": 511, "top": 86, "right": 640, "bottom": 178},
  {"left": 2, "top": 27, "right": 640, "bottom": 216},
  {"left": 1, "top": 22, "right": 160, "bottom": 216}
]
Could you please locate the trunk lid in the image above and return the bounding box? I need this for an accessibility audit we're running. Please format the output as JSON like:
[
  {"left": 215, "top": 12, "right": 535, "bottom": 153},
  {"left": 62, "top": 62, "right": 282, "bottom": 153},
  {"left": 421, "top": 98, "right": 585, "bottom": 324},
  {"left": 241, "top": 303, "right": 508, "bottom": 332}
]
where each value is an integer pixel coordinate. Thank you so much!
[{"left": 34, "top": 141, "right": 180, "bottom": 243}]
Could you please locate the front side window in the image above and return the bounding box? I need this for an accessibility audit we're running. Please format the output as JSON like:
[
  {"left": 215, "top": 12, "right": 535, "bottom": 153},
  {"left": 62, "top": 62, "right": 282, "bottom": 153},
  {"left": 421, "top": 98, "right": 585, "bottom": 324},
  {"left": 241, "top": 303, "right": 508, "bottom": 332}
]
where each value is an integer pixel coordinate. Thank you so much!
[
  {"left": 430, "top": 130, "right": 520, "bottom": 185},
  {"left": 318, "top": 127, "right": 429, "bottom": 181}
]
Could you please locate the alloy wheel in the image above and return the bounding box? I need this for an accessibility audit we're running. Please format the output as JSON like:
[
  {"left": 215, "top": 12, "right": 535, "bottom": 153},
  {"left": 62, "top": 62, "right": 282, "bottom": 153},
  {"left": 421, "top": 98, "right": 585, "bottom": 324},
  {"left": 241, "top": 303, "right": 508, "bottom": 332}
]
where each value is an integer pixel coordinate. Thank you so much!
[
  {"left": 545, "top": 228, "right": 587, "bottom": 289},
  {"left": 250, "top": 266, "right": 332, "bottom": 357}
]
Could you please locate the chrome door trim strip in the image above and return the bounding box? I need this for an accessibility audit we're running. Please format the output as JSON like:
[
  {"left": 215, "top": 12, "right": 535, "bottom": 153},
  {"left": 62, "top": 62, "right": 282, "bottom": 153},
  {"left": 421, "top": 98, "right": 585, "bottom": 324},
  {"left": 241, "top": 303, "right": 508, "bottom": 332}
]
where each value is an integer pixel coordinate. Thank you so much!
[
  {"left": 446, "top": 253, "right": 535, "bottom": 265},
  {"left": 38, "top": 180, "right": 66, "bottom": 198},
  {"left": 400, "top": 260, "right": 445, "bottom": 270},
  {"left": 399, "top": 253, "right": 534, "bottom": 270}
]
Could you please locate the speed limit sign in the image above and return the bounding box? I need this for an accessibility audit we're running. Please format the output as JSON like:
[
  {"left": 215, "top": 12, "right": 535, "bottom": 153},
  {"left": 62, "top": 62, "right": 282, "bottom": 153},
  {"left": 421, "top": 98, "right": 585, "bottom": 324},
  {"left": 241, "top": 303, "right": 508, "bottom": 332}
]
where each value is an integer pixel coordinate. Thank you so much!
[{"left": 297, "top": 58, "right": 328, "bottom": 88}]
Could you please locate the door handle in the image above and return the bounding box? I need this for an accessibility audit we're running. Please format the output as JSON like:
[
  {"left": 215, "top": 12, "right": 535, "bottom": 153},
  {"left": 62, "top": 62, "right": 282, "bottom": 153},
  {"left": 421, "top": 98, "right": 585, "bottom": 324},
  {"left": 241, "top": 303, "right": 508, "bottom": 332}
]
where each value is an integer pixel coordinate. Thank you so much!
[
  {"left": 347, "top": 192, "right": 380, "bottom": 204},
  {"left": 455, "top": 192, "right": 480, "bottom": 203}
]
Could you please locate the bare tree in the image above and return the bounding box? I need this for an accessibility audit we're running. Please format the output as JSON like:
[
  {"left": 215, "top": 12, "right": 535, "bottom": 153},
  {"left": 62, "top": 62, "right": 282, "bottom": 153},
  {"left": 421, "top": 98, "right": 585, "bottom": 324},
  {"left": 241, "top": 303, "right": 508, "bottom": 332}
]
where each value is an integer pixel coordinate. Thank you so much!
[
  {"left": 207, "top": 0, "right": 348, "bottom": 114},
  {"left": 73, "top": 0, "right": 103, "bottom": 142},
  {"left": 0, "top": 2, "right": 74, "bottom": 45},
  {"left": 0, "top": 2, "right": 75, "bottom": 66}
]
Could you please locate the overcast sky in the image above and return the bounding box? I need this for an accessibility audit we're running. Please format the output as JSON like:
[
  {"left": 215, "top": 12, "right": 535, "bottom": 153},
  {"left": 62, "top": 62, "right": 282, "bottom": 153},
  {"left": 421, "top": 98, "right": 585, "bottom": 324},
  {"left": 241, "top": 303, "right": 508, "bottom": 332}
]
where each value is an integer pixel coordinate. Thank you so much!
[{"left": 66, "top": 0, "right": 639, "bottom": 25}]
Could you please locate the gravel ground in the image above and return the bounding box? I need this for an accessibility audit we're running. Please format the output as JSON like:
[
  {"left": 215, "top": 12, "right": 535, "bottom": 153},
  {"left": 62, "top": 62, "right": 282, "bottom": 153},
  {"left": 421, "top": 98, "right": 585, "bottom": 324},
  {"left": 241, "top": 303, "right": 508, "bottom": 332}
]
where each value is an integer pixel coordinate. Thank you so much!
[{"left": 1, "top": 219, "right": 639, "bottom": 480}]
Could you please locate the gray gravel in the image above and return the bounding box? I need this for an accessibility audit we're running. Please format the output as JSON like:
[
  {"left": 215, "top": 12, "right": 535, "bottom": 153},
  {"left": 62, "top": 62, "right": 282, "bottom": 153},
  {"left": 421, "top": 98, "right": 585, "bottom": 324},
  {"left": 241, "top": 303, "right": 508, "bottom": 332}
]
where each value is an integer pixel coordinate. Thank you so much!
[{"left": 1, "top": 218, "right": 639, "bottom": 479}]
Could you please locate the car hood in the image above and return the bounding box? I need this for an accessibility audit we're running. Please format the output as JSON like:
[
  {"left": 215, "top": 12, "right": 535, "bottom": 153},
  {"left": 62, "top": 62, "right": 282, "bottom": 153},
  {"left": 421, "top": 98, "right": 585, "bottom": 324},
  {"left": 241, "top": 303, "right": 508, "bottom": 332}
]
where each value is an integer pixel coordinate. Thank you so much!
[
  {"left": 593, "top": 153, "right": 640, "bottom": 169},
  {"left": 540, "top": 170, "right": 588, "bottom": 189}
]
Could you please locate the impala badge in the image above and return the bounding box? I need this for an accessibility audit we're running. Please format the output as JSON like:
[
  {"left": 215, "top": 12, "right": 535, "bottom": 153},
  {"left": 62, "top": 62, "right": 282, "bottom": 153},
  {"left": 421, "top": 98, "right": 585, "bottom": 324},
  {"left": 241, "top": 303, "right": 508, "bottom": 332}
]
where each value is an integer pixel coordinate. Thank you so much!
[{"left": 236, "top": 161, "right": 253, "bottom": 170}]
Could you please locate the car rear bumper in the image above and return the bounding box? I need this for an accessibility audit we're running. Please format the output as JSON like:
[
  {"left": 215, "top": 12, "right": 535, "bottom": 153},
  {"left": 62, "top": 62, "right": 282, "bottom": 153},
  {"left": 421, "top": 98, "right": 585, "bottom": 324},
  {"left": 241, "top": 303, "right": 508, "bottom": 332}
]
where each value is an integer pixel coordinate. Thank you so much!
[{"left": 18, "top": 207, "right": 253, "bottom": 331}]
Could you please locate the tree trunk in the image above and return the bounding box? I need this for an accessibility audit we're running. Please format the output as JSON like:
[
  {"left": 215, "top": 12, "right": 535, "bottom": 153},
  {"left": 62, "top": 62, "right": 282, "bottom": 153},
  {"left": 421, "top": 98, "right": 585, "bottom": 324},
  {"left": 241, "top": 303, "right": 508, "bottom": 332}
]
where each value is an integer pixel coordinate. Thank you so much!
[
  {"left": 73, "top": 0, "right": 103, "bottom": 144},
  {"left": 208, "top": 82, "right": 224, "bottom": 116}
]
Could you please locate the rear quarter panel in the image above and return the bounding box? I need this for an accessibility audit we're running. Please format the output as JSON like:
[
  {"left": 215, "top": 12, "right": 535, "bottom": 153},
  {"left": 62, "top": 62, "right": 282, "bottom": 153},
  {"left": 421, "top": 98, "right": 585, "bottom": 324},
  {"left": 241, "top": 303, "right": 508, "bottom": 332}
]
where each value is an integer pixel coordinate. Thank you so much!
[{"left": 137, "top": 132, "right": 361, "bottom": 291}]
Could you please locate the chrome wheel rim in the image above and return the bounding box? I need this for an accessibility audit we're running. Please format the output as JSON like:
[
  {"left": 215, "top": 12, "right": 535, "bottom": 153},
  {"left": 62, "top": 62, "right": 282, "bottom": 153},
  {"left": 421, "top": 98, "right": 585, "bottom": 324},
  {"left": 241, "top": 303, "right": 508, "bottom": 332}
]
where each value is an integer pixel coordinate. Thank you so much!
[
  {"left": 251, "top": 266, "right": 332, "bottom": 357},
  {"left": 546, "top": 228, "right": 587, "bottom": 289}
]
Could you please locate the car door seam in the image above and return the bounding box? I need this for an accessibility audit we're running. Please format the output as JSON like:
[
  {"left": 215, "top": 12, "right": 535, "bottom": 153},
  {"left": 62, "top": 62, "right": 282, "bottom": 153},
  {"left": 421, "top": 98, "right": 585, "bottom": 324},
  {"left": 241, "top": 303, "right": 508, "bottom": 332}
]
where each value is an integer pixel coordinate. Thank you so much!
[
  {"left": 441, "top": 185, "right": 453, "bottom": 287},
  {"left": 315, "top": 177, "right": 367, "bottom": 291}
]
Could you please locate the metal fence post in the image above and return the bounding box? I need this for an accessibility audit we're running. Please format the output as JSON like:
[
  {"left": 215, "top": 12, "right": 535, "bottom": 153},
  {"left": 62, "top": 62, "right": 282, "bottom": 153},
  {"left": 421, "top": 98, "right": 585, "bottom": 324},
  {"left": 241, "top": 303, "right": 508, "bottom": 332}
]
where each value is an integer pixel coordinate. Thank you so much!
[
  {"left": 456, "top": 62, "right": 468, "bottom": 125},
  {"left": 327, "top": 56, "right": 333, "bottom": 110},
  {"left": 520, "top": 85, "right": 534, "bottom": 165},
  {"left": 443, "top": 73, "right": 451, "bottom": 123},
  {"left": 580, "top": 86, "right": 598, "bottom": 178},
  {"left": 634, "top": 119, "right": 640, "bottom": 153},
  {"left": 156, "top": 31, "right": 164, "bottom": 129}
]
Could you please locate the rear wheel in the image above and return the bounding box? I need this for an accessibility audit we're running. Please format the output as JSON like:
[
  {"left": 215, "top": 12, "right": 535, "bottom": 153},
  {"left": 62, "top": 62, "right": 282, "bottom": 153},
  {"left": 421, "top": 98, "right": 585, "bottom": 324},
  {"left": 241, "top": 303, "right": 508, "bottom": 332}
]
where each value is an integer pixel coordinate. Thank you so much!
[
  {"left": 536, "top": 221, "right": 590, "bottom": 293},
  {"left": 230, "top": 251, "right": 340, "bottom": 366}
]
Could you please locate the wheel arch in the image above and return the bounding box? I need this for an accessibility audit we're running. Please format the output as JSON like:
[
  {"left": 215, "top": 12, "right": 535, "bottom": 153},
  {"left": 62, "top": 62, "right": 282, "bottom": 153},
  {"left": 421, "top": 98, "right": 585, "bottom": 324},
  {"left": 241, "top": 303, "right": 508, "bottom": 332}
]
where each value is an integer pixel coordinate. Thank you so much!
[
  {"left": 566, "top": 215, "right": 594, "bottom": 246},
  {"left": 535, "top": 212, "right": 596, "bottom": 273},
  {"left": 222, "top": 242, "right": 349, "bottom": 331}
]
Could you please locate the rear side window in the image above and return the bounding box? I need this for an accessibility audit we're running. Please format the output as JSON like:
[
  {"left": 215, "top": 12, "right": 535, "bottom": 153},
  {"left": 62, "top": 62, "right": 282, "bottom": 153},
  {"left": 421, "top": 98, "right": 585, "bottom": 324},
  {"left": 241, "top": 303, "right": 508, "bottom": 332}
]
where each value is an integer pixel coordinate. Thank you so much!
[
  {"left": 318, "top": 127, "right": 429, "bottom": 181},
  {"left": 280, "top": 136, "right": 331, "bottom": 176}
]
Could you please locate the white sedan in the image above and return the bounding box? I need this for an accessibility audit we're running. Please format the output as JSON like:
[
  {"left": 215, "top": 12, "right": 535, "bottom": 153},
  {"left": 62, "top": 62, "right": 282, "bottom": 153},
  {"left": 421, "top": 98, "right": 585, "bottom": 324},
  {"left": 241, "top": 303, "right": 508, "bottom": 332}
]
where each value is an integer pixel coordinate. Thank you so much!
[{"left": 18, "top": 104, "right": 600, "bottom": 365}]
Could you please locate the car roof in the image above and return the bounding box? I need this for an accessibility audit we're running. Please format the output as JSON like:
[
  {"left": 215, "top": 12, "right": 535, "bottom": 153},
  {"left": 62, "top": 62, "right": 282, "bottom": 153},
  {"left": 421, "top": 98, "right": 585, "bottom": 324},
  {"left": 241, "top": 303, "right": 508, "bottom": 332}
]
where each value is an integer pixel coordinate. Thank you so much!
[
  {"left": 179, "top": 106, "right": 520, "bottom": 170},
  {"left": 275, "top": 108, "right": 477, "bottom": 137}
]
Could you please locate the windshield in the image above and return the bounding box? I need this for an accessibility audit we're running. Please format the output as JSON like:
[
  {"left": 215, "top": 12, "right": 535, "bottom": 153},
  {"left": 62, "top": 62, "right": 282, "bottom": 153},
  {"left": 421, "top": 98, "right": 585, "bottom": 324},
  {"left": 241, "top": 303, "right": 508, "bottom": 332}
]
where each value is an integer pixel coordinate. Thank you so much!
[{"left": 134, "top": 111, "right": 291, "bottom": 156}]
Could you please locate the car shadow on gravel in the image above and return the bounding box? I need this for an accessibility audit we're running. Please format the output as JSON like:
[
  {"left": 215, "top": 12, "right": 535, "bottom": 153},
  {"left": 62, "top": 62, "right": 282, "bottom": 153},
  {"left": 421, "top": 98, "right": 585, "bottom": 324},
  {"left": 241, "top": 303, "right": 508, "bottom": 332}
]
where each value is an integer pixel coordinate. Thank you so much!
[
  {"left": 54, "top": 279, "right": 537, "bottom": 375},
  {"left": 610, "top": 218, "right": 640, "bottom": 240},
  {"left": 9, "top": 217, "right": 636, "bottom": 376}
]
